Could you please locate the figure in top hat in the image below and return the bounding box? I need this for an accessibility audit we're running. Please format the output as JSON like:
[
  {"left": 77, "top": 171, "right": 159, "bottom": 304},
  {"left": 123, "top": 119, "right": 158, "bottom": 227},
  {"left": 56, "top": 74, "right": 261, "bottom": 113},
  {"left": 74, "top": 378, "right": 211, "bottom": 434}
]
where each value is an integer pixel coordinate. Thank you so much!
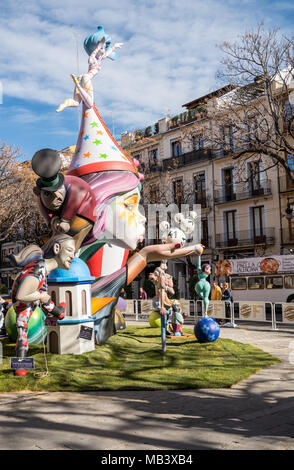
[{"left": 32, "top": 148, "right": 97, "bottom": 251}]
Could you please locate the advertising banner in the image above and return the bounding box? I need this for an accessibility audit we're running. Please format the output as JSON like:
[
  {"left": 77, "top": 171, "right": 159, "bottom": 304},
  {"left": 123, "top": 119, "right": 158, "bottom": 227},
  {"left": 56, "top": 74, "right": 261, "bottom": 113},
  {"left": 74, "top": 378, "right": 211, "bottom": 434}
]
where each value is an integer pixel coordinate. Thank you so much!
[{"left": 216, "top": 255, "right": 294, "bottom": 276}]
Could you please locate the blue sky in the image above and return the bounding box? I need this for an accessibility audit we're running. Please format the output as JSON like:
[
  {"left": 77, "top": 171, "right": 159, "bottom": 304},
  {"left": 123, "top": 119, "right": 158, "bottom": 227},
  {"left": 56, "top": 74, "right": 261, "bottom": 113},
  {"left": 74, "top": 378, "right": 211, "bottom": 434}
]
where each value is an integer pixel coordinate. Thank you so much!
[{"left": 0, "top": 0, "right": 293, "bottom": 160}]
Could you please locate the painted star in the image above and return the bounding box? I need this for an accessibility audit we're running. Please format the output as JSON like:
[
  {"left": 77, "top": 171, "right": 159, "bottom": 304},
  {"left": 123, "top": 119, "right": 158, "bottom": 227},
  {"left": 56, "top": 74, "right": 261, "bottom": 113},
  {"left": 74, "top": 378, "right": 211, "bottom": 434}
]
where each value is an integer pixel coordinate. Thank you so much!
[
  {"left": 83, "top": 112, "right": 88, "bottom": 118},
  {"left": 93, "top": 139, "right": 102, "bottom": 145},
  {"left": 111, "top": 145, "right": 118, "bottom": 152},
  {"left": 83, "top": 135, "right": 89, "bottom": 140},
  {"left": 96, "top": 130, "right": 103, "bottom": 135},
  {"left": 99, "top": 153, "right": 108, "bottom": 159},
  {"left": 83, "top": 152, "right": 91, "bottom": 158},
  {"left": 90, "top": 121, "right": 98, "bottom": 128}
]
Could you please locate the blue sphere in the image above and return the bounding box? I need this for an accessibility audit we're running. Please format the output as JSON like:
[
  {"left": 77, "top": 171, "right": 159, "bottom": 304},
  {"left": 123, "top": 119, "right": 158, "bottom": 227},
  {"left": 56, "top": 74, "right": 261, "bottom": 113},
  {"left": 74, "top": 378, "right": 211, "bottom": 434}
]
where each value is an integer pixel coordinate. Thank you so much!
[{"left": 194, "top": 317, "right": 220, "bottom": 343}]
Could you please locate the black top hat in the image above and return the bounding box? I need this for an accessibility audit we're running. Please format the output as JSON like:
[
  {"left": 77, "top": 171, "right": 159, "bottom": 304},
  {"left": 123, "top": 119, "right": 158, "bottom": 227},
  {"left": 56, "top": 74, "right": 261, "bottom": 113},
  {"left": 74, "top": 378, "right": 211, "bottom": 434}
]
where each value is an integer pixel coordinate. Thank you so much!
[{"left": 32, "top": 148, "right": 64, "bottom": 192}]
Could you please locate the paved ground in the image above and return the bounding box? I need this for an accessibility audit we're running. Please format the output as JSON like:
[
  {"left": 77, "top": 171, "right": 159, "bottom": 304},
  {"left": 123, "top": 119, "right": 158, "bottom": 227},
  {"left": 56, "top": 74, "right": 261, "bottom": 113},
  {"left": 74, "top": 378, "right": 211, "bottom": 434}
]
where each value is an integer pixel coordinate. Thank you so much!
[{"left": 0, "top": 323, "right": 294, "bottom": 450}]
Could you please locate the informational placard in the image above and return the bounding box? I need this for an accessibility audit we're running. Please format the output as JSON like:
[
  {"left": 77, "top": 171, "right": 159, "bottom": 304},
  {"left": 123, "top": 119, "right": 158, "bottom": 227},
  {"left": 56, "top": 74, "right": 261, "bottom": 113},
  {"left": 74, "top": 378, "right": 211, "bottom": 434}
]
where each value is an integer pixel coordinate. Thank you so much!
[
  {"left": 11, "top": 357, "right": 35, "bottom": 370},
  {"left": 79, "top": 325, "right": 93, "bottom": 341}
]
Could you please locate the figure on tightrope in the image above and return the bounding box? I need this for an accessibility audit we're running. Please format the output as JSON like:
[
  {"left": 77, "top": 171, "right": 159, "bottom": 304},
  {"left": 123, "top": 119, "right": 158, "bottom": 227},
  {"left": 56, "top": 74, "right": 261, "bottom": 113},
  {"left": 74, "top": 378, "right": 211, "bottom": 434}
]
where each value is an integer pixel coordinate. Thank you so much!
[{"left": 57, "top": 27, "right": 123, "bottom": 113}]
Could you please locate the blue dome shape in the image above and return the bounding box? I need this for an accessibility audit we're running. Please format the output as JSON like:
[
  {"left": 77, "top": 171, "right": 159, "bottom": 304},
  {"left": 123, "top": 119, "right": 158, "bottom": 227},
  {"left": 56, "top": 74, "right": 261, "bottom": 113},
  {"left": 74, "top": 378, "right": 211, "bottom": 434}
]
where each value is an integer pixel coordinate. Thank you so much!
[{"left": 48, "top": 257, "right": 95, "bottom": 284}]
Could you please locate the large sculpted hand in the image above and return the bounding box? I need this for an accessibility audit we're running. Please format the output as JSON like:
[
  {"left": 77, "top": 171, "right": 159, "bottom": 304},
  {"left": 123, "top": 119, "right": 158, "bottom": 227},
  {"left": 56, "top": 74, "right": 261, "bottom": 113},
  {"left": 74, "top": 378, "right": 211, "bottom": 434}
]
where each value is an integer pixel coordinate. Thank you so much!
[{"left": 51, "top": 217, "right": 71, "bottom": 234}]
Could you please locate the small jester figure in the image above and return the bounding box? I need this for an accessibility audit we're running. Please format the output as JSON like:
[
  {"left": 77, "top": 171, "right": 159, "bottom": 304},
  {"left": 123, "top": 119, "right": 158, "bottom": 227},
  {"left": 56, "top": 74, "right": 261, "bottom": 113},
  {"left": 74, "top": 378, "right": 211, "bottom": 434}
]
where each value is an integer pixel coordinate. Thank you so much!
[{"left": 9, "top": 235, "right": 75, "bottom": 376}]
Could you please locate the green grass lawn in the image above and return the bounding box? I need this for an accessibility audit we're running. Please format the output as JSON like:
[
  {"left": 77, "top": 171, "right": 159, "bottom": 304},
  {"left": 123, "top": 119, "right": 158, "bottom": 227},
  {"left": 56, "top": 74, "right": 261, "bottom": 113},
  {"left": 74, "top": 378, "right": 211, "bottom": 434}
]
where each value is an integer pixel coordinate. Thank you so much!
[{"left": 0, "top": 325, "right": 281, "bottom": 393}]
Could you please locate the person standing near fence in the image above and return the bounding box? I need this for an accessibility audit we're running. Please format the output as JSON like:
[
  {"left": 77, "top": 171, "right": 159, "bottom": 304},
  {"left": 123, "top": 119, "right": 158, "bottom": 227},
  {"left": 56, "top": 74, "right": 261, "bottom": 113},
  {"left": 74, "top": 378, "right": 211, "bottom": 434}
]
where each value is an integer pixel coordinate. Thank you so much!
[
  {"left": 211, "top": 281, "right": 222, "bottom": 301},
  {"left": 222, "top": 282, "right": 233, "bottom": 319},
  {"left": 139, "top": 287, "right": 147, "bottom": 300}
]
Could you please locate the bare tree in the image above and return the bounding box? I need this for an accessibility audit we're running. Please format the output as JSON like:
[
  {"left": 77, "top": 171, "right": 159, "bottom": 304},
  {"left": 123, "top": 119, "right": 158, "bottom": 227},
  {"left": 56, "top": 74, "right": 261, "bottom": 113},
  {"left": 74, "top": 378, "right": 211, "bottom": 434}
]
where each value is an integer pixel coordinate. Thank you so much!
[
  {"left": 181, "top": 24, "right": 294, "bottom": 183},
  {"left": 0, "top": 142, "right": 45, "bottom": 243}
]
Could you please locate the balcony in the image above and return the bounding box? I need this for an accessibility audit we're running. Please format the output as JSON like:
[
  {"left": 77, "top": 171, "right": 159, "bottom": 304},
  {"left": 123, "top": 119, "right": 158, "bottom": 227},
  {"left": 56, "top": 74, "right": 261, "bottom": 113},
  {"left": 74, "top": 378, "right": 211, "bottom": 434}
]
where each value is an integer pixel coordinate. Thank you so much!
[
  {"left": 214, "top": 180, "right": 272, "bottom": 204},
  {"left": 279, "top": 175, "right": 294, "bottom": 193},
  {"left": 162, "top": 149, "right": 213, "bottom": 172},
  {"left": 216, "top": 228, "right": 275, "bottom": 248}
]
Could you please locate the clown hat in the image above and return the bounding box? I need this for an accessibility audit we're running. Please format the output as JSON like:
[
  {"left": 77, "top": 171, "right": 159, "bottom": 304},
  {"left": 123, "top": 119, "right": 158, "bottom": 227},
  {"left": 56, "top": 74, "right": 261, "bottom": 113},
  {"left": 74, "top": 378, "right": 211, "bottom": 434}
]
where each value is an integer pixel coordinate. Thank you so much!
[{"left": 67, "top": 104, "right": 142, "bottom": 179}]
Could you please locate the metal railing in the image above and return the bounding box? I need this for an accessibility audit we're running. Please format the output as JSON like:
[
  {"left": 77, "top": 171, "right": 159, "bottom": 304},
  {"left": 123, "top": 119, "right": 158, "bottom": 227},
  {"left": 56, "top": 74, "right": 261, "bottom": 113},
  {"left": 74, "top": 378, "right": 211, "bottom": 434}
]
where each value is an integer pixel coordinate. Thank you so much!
[
  {"left": 123, "top": 299, "right": 294, "bottom": 330},
  {"left": 214, "top": 180, "right": 272, "bottom": 204},
  {"left": 162, "top": 149, "right": 213, "bottom": 172},
  {"left": 215, "top": 228, "right": 275, "bottom": 248}
]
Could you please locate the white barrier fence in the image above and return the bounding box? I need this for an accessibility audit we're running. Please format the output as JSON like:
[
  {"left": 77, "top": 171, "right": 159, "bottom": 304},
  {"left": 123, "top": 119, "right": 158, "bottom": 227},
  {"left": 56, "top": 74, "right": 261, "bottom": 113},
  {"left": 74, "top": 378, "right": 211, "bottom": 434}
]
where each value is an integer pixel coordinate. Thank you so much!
[{"left": 125, "top": 299, "right": 294, "bottom": 330}]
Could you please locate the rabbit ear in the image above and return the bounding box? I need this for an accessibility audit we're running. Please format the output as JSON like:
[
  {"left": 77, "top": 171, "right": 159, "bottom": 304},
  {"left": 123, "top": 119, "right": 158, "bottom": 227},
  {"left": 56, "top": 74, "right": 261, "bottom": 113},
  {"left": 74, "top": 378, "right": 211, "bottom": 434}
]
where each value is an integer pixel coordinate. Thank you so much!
[{"left": 159, "top": 221, "right": 170, "bottom": 232}]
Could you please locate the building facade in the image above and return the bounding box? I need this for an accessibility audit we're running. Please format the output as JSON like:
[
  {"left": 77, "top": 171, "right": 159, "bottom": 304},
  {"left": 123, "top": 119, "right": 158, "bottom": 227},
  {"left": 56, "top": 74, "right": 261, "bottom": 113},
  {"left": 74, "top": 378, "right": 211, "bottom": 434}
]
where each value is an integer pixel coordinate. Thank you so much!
[{"left": 121, "top": 86, "right": 294, "bottom": 297}]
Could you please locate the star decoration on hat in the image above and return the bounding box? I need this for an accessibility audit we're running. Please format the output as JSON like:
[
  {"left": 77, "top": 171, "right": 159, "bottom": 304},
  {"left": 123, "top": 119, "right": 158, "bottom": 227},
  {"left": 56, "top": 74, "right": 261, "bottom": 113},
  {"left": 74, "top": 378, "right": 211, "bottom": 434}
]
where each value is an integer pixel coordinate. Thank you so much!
[
  {"left": 93, "top": 139, "right": 102, "bottom": 145},
  {"left": 90, "top": 121, "right": 99, "bottom": 128},
  {"left": 83, "top": 152, "right": 91, "bottom": 158},
  {"left": 99, "top": 153, "right": 108, "bottom": 159}
]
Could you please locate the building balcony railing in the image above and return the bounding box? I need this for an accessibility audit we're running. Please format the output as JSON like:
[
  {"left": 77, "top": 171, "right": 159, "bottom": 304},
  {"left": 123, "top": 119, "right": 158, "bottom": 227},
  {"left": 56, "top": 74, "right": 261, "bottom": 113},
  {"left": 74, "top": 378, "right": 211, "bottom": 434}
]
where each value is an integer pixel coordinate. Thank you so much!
[
  {"left": 279, "top": 175, "right": 294, "bottom": 193},
  {"left": 214, "top": 180, "right": 272, "bottom": 204},
  {"left": 162, "top": 149, "right": 213, "bottom": 172},
  {"left": 216, "top": 228, "right": 275, "bottom": 248}
]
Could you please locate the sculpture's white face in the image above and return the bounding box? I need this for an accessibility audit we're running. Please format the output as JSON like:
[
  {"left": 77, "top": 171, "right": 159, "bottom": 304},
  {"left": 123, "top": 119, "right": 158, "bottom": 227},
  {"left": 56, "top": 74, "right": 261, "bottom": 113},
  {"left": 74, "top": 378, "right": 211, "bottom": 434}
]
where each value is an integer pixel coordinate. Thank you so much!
[{"left": 103, "top": 187, "right": 146, "bottom": 250}]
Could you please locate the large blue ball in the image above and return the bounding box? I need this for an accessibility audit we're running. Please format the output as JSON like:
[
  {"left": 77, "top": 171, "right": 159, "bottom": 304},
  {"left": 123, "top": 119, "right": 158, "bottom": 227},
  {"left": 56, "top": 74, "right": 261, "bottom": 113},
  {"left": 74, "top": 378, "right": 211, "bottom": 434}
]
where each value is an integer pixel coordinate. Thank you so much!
[{"left": 194, "top": 317, "right": 220, "bottom": 343}]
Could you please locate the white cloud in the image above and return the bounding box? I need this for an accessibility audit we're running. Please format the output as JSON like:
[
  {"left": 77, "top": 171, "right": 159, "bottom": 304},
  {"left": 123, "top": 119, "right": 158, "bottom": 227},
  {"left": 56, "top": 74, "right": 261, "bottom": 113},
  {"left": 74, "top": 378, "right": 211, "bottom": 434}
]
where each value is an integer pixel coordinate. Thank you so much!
[{"left": 0, "top": 0, "right": 292, "bottom": 140}]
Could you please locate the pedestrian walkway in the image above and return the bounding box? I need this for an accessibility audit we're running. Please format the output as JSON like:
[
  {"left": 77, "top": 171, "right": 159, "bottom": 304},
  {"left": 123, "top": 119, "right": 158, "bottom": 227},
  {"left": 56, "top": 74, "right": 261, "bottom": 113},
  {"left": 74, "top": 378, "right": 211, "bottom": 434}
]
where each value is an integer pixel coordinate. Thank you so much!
[{"left": 0, "top": 324, "right": 293, "bottom": 450}]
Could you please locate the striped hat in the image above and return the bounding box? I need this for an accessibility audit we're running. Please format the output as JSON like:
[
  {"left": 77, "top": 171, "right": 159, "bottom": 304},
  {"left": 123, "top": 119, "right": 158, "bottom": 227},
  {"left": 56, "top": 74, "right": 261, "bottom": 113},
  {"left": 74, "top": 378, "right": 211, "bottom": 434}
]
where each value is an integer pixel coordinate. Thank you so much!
[{"left": 67, "top": 104, "right": 142, "bottom": 179}]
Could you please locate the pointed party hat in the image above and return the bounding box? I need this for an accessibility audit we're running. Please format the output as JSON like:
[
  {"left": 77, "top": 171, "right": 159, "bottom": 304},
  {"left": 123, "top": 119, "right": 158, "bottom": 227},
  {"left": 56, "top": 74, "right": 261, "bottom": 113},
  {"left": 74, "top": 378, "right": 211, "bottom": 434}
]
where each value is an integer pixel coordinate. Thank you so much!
[{"left": 67, "top": 104, "right": 142, "bottom": 178}]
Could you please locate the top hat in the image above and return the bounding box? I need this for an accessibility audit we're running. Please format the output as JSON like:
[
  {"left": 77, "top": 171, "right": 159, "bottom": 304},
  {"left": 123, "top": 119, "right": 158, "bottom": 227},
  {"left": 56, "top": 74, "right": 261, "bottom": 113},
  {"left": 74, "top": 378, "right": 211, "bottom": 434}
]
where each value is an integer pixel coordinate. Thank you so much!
[{"left": 32, "top": 148, "right": 64, "bottom": 192}]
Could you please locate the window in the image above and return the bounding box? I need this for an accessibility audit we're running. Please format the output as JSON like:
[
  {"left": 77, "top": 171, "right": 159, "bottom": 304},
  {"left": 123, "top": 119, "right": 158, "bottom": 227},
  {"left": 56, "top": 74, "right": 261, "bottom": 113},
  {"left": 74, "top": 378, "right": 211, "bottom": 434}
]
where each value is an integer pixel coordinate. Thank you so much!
[
  {"left": 266, "top": 276, "right": 283, "bottom": 289},
  {"left": 82, "top": 290, "right": 87, "bottom": 315},
  {"left": 1, "top": 250, "right": 7, "bottom": 263},
  {"left": 51, "top": 290, "right": 57, "bottom": 304},
  {"left": 248, "top": 161, "right": 263, "bottom": 195},
  {"left": 173, "top": 178, "right": 184, "bottom": 206},
  {"left": 231, "top": 277, "right": 247, "bottom": 290},
  {"left": 201, "top": 218, "right": 209, "bottom": 246},
  {"left": 223, "top": 125, "right": 234, "bottom": 151},
  {"left": 149, "top": 186, "right": 159, "bottom": 204},
  {"left": 284, "top": 275, "right": 294, "bottom": 289},
  {"left": 286, "top": 153, "right": 294, "bottom": 171},
  {"left": 192, "top": 134, "right": 204, "bottom": 151},
  {"left": 171, "top": 140, "right": 182, "bottom": 158},
  {"left": 65, "top": 291, "right": 72, "bottom": 316},
  {"left": 222, "top": 168, "right": 235, "bottom": 201},
  {"left": 149, "top": 149, "right": 158, "bottom": 166},
  {"left": 248, "top": 277, "right": 264, "bottom": 289},
  {"left": 284, "top": 99, "right": 294, "bottom": 124},
  {"left": 224, "top": 210, "right": 237, "bottom": 245},
  {"left": 194, "top": 172, "right": 206, "bottom": 208},
  {"left": 252, "top": 206, "right": 265, "bottom": 242}
]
